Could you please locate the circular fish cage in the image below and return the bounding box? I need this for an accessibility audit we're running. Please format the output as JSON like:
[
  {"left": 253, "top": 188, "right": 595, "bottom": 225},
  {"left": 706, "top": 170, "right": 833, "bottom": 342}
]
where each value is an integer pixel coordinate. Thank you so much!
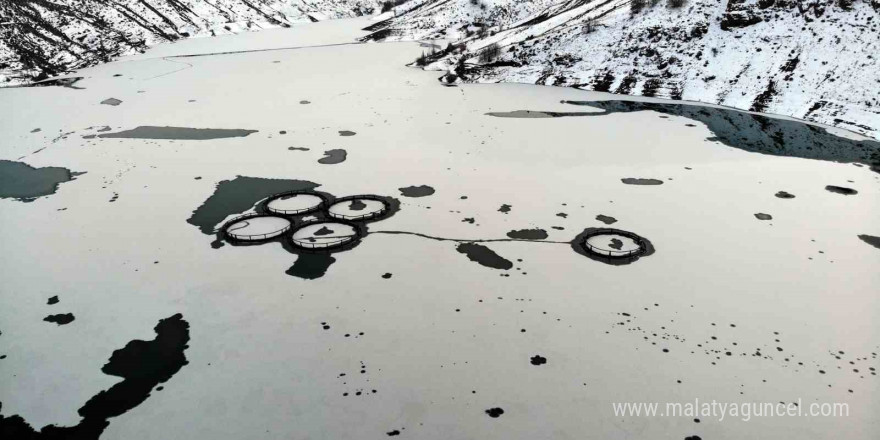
[
  {"left": 579, "top": 228, "right": 648, "bottom": 259},
  {"left": 290, "top": 221, "right": 361, "bottom": 250},
  {"left": 326, "top": 195, "right": 390, "bottom": 221},
  {"left": 222, "top": 214, "right": 292, "bottom": 242},
  {"left": 264, "top": 191, "right": 328, "bottom": 215}
]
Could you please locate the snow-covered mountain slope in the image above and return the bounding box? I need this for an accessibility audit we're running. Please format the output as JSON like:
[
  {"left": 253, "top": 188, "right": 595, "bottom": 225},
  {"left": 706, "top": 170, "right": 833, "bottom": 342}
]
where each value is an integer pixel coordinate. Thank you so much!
[
  {"left": 0, "top": 0, "right": 382, "bottom": 85},
  {"left": 365, "top": 0, "right": 880, "bottom": 138}
]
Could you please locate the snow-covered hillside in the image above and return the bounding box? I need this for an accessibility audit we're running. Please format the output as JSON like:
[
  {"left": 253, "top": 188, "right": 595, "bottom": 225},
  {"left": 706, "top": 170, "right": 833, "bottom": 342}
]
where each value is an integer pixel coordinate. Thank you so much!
[
  {"left": 2, "top": 1, "right": 878, "bottom": 137},
  {"left": 0, "top": 0, "right": 382, "bottom": 85},
  {"left": 366, "top": 0, "right": 880, "bottom": 138}
]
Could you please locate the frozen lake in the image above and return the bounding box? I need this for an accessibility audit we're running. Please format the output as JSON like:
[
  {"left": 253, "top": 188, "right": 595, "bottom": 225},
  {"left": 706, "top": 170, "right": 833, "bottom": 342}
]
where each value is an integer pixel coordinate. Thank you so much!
[{"left": 0, "top": 17, "right": 878, "bottom": 440}]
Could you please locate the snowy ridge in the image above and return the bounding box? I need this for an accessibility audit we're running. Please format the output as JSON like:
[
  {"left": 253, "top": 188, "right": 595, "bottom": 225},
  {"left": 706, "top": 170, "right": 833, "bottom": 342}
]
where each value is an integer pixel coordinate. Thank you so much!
[
  {"left": 366, "top": 0, "right": 880, "bottom": 138},
  {"left": 0, "top": 0, "right": 382, "bottom": 85}
]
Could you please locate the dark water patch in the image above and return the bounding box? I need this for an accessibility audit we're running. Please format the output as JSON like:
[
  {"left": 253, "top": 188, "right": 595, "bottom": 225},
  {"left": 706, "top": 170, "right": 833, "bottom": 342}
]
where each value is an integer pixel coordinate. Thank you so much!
[
  {"left": 288, "top": 147, "right": 310, "bottom": 151},
  {"left": 622, "top": 178, "right": 664, "bottom": 185},
  {"left": 485, "top": 407, "right": 504, "bottom": 418},
  {"left": 31, "top": 128, "right": 41, "bottom": 133},
  {"left": 349, "top": 200, "right": 367, "bottom": 211},
  {"left": 858, "top": 235, "right": 880, "bottom": 250},
  {"left": 527, "top": 100, "right": 880, "bottom": 171},
  {"left": 0, "top": 160, "right": 84, "bottom": 202},
  {"left": 0, "top": 314, "right": 190, "bottom": 439},
  {"left": 825, "top": 185, "right": 858, "bottom": 195},
  {"left": 187, "top": 176, "right": 319, "bottom": 234},
  {"left": 775, "top": 191, "right": 796, "bottom": 199},
  {"left": 596, "top": 214, "right": 617, "bottom": 224},
  {"left": 47, "top": 296, "right": 59, "bottom": 305},
  {"left": 530, "top": 355, "right": 547, "bottom": 365},
  {"left": 387, "top": 430, "right": 400, "bottom": 436},
  {"left": 339, "top": 130, "right": 356, "bottom": 137},
  {"left": 506, "top": 228, "right": 548, "bottom": 240},
  {"left": 498, "top": 204, "right": 512, "bottom": 214},
  {"left": 98, "top": 126, "right": 257, "bottom": 140},
  {"left": 382, "top": 273, "right": 392, "bottom": 279},
  {"left": 286, "top": 254, "right": 336, "bottom": 280},
  {"left": 608, "top": 238, "right": 623, "bottom": 250},
  {"left": 399, "top": 185, "right": 435, "bottom": 197},
  {"left": 44, "top": 313, "right": 75, "bottom": 325},
  {"left": 318, "top": 149, "right": 347, "bottom": 165},
  {"left": 100, "top": 98, "right": 122, "bottom": 106},
  {"left": 456, "top": 243, "right": 513, "bottom": 270},
  {"left": 754, "top": 213, "right": 773, "bottom": 220}
]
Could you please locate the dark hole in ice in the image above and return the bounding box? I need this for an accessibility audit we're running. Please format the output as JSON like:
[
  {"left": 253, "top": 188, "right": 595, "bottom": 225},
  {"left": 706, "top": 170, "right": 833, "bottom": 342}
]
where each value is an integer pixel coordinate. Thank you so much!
[
  {"left": 100, "top": 98, "right": 122, "bottom": 106},
  {"left": 622, "top": 178, "right": 664, "bottom": 185},
  {"left": 825, "top": 185, "right": 858, "bottom": 195},
  {"left": 485, "top": 407, "right": 504, "bottom": 418},
  {"left": 596, "top": 214, "right": 617, "bottom": 224},
  {"left": 754, "top": 213, "right": 773, "bottom": 220},
  {"left": 506, "top": 228, "right": 548, "bottom": 240},
  {"left": 98, "top": 126, "right": 258, "bottom": 140},
  {"left": 286, "top": 254, "right": 336, "bottom": 280},
  {"left": 43, "top": 313, "right": 75, "bottom": 325},
  {"left": 488, "top": 100, "right": 880, "bottom": 172},
  {"left": 399, "top": 185, "right": 435, "bottom": 197},
  {"left": 187, "top": 176, "right": 319, "bottom": 235},
  {"left": 857, "top": 234, "right": 880, "bottom": 250},
  {"left": 456, "top": 243, "right": 513, "bottom": 270},
  {"left": 0, "top": 314, "right": 190, "bottom": 439},
  {"left": 0, "top": 160, "right": 85, "bottom": 202},
  {"left": 530, "top": 355, "right": 547, "bottom": 365},
  {"left": 318, "top": 149, "right": 347, "bottom": 165},
  {"left": 775, "top": 191, "right": 796, "bottom": 199},
  {"left": 338, "top": 130, "right": 356, "bottom": 136}
]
